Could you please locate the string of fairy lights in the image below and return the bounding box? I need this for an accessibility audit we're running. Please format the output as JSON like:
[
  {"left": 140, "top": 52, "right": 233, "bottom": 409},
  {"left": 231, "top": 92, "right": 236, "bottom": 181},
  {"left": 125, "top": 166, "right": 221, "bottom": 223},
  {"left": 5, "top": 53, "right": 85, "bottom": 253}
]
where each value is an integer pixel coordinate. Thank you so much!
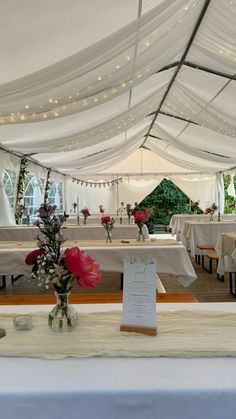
[{"left": 0, "top": 0, "right": 202, "bottom": 125}]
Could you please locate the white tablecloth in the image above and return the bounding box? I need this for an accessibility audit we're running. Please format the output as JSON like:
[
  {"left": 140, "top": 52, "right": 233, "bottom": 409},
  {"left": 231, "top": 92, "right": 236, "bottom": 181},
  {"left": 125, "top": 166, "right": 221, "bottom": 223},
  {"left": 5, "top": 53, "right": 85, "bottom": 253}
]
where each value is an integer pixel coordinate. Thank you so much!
[
  {"left": 182, "top": 220, "right": 236, "bottom": 257},
  {"left": 66, "top": 214, "right": 132, "bottom": 225},
  {"left": 1, "top": 302, "right": 236, "bottom": 419},
  {"left": 169, "top": 214, "right": 236, "bottom": 240},
  {"left": 215, "top": 233, "right": 236, "bottom": 276},
  {"left": 0, "top": 240, "right": 196, "bottom": 286},
  {"left": 0, "top": 224, "right": 148, "bottom": 241}
]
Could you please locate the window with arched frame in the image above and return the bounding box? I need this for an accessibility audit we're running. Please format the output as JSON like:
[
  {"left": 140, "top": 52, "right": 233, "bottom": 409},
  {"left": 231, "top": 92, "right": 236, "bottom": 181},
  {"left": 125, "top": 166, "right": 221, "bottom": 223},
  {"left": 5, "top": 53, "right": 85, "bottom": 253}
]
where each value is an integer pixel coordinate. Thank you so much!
[
  {"left": 3, "top": 169, "right": 17, "bottom": 208},
  {"left": 48, "top": 181, "right": 63, "bottom": 211},
  {"left": 24, "top": 175, "right": 45, "bottom": 215}
]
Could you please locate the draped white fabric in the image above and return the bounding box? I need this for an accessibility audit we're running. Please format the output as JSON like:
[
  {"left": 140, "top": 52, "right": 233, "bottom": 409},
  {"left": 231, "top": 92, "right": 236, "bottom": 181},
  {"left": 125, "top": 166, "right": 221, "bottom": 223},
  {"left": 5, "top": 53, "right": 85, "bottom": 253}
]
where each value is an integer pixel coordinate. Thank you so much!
[
  {"left": 65, "top": 177, "right": 117, "bottom": 214},
  {"left": 33, "top": 181, "right": 44, "bottom": 210},
  {"left": 227, "top": 172, "right": 236, "bottom": 199},
  {"left": 0, "top": 0, "right": 236, "bottom": 205},
  {"left": 169, "top": 174, "right": 217, "bottom": 212},
  {"left": 118, "top": 177, "right": 164, "bottom": 207},
  {"left": 0, "top": 151, "right": 18, "bottom": 226},
  {"left": 54, "top": 184, "right": 61, "bottom": 208}
]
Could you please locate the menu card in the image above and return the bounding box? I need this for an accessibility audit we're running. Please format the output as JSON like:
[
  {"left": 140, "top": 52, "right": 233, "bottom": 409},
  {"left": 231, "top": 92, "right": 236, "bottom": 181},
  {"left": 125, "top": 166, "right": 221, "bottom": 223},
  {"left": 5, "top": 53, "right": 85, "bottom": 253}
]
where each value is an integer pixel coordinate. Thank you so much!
[{"left": 120, "top": 258, "right": 157, "bottom": 335}]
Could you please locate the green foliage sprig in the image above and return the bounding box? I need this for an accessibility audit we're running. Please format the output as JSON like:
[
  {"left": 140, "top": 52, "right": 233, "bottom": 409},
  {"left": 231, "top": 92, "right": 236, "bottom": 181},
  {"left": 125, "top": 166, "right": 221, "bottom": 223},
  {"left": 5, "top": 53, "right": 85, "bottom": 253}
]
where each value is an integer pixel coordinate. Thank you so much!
[
  {"left": 15, "top": 157, "right": 29, "bottom": 224},
  {"left": 44, "top": 169, "right": 52, "bottom": 203}
]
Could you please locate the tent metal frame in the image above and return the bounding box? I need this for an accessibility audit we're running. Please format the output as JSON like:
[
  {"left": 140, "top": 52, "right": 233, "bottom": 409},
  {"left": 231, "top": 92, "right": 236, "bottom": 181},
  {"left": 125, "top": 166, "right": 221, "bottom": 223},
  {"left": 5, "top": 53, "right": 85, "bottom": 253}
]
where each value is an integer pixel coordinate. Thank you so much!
[{"left": 143, "top": 0, "right": 212, "bottom": 144}]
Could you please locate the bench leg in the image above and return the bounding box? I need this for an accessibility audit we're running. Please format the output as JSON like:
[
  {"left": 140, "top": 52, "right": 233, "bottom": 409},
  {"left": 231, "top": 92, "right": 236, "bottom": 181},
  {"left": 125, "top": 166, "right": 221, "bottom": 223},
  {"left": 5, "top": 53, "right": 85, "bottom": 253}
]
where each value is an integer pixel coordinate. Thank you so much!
[
  {"left": 11, "top": 274, "right": 24, "bottom": 284},
  {"left": 229, "top": 273, "right": 236, "bottom": 297},
  {"left": 201, "top": 255, "right": 205, "bottom": 268},
  {"left": 195, "top": 255, "right": 200, "bottom": 265},
  {"left": 120, "top": 273, "right": 123, "bottom": 290},
  {"left": 0, "top": 276, "right": 6, "bottom": 290},
  {"left": 217, "top": 273, "right": 224, "bottom": 282}
]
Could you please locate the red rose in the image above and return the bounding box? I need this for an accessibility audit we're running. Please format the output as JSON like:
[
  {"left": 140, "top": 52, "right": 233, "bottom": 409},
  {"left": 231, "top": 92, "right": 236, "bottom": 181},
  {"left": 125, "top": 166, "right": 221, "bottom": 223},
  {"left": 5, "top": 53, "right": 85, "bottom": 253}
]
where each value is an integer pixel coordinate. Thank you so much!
[
  {"left": 101, "top": 216, "right": 110, "bottom": 223},
  {"left": 82, "top": 209, "right": 90, "bottom": 216},
  {"left": 25, "top": 248, "right": 44, "bottom": 265},
  {"left": 133, "top": 210, "right": 148, "bottom": 222}
]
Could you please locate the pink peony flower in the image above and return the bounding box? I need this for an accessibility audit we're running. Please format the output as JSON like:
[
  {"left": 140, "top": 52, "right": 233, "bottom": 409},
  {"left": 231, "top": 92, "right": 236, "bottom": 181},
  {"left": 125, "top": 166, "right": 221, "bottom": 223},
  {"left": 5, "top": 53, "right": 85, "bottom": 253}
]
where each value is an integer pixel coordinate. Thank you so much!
[
  {"left": 64, "top": 247, "right": 102, "bottom": 288},
  {"left": 25, "top": 248, "right": 45, "bottom": 265},
  {"left": 76, "top": 271, "right": 102, "bottom": 288}
]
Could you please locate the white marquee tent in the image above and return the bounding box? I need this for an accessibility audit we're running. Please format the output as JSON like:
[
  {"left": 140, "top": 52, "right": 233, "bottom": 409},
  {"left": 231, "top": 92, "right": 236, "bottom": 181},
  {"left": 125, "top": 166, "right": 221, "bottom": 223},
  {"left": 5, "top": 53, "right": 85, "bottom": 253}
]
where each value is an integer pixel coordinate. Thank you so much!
[{"left": 1, "top": 0, "right": 236, "bottom": 224}]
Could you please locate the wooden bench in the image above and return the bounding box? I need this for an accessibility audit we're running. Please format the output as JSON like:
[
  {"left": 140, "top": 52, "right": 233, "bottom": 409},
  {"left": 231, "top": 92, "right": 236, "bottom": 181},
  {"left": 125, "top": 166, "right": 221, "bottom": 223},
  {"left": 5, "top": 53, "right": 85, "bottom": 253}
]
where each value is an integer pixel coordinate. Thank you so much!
[
  {"left": 195, "top": 243, "right": 215, "bottom": 266},
  {"left": 205, "top": 251, "right": 219, "bottom": 274}
]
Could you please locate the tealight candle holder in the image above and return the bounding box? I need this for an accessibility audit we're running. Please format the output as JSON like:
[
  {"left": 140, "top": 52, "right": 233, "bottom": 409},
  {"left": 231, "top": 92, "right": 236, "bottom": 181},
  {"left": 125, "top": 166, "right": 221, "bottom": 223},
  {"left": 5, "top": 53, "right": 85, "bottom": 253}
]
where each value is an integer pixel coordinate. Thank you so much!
[{"left": 13, "top": 315, "right": 32, "bottom": 331}]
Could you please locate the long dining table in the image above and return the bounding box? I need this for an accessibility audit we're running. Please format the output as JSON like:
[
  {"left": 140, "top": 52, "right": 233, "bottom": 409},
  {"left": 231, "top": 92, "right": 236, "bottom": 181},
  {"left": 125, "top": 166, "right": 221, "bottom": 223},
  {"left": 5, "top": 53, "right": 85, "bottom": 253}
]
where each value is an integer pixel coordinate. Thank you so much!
[
  {"left": 1, "top": 301, "right": 236, "bottom": 419},
  {"left": 169, "top": 213, "right": 236, "bottom": 240},
  {"left": 181, "top": 220, "right": 236, "bottom": 258},
  {"left": 0, "top": 239, "right": 196, "bottom": 287},
  {"left": 0, "top": 224, "right": 148, "bottom": 241}
]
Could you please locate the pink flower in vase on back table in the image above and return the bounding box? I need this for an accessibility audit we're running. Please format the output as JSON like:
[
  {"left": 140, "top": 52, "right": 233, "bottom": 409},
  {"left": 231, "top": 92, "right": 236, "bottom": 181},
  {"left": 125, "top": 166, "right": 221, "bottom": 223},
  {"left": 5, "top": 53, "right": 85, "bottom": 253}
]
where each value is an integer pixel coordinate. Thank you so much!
[
  {"left": 81, "top": 208, "right": 91, "bottom": 224},
  {"left": 101, "top": 216, "right": 115, "bottom": 243},
  {"left": 99, "top": 205, "right": 105, "bottom": 213},
  {"left": 132, "top": 208, "right": 149, "bottom": 241}
]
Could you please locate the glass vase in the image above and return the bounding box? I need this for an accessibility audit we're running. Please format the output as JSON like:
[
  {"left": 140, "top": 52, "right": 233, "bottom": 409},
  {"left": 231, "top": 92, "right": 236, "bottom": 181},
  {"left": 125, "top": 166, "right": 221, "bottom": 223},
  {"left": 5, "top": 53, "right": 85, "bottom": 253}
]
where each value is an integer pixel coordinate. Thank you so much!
[
  {"left": 48, "top": 291, "right": 78, "bottom": 333},
  {"left": 83, "top": 216, "right": 87, "bottom": 225},
  {"left": 106, "top": 230, "right": 112, "bottom": 243},
  {"left": 136, "top": 224, "right": 145, "bottom": 242}
]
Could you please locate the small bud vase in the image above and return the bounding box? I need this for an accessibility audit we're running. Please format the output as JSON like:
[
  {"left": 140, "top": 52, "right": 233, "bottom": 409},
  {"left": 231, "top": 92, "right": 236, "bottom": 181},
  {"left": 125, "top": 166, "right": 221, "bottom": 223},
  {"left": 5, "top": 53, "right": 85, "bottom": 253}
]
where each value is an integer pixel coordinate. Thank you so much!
[
  {"left": 106, "top": 230, "right": 112, "bottom": 243},
  {"left": 48, "top": 291, "right": 78, "bottom": 333},
  {"left": 136, "top": 224, "right": 145, "bottom": 242}
]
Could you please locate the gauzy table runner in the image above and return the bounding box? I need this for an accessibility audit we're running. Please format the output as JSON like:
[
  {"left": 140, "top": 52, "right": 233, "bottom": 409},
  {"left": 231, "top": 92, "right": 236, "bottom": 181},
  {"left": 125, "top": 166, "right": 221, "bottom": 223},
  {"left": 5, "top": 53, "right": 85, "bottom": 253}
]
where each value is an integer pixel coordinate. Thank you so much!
[{"left": 0, "top": 310, "right": 236, "bottom": 359}]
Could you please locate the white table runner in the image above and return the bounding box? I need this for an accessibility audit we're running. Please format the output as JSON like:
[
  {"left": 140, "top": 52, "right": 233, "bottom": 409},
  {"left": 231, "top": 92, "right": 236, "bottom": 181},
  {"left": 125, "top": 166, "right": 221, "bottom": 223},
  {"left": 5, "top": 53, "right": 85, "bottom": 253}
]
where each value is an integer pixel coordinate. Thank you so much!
[{"left": 1, "top": 310, "right": 236, "bottom": 359}]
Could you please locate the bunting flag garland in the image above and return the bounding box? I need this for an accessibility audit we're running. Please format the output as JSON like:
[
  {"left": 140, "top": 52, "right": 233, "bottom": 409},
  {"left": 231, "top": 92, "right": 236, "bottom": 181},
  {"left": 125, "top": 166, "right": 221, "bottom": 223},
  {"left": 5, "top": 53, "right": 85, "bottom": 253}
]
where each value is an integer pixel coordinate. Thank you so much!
[{"left": 71, "top": 177, "right": 123, "bottom": 187}]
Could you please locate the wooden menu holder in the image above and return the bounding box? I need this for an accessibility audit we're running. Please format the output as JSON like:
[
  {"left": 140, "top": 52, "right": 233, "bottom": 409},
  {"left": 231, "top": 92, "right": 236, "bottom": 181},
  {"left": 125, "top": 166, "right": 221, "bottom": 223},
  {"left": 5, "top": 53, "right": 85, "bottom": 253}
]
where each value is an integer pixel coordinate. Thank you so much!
[{"left": 120, "top": 324, "right": 157, "bottom": 336}]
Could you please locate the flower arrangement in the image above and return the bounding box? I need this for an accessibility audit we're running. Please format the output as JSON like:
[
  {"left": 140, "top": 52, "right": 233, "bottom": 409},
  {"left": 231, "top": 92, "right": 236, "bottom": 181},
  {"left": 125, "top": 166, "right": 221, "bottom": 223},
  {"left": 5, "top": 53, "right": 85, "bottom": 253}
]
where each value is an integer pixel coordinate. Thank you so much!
[
  {"left": 132, "top": 208, "right": 149, "bottom": 241},
  {"left": 205, "top": 203, "right": 218, "bottom": 221},
  {"left": 26, "top": 203, "right": 101, "bottom": 291},
  {"left": 101, "top": 216, "right": 115, "bottom": 243},
  {"left": 228, "top": 201, "right": 236, "bottom": 209},
  {"left": 99, "top": 205, "right": 105, "bottom": 213},
  {"left": 190, "top": 200, "right": 200, "bottom": 213},
  {"left": 25, "top": 203, "right": 102, "bottom": 332},
  {"left": 81, "top": 207, "right": 91, "bottom": 224}
]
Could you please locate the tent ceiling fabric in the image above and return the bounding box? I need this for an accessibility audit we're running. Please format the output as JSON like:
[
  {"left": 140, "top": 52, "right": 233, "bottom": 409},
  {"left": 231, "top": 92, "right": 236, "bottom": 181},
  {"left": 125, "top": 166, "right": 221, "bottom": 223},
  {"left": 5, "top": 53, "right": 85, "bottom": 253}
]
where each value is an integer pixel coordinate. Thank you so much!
[{"left": 0, "top": 0, "right": 236, "bottom": 179}]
